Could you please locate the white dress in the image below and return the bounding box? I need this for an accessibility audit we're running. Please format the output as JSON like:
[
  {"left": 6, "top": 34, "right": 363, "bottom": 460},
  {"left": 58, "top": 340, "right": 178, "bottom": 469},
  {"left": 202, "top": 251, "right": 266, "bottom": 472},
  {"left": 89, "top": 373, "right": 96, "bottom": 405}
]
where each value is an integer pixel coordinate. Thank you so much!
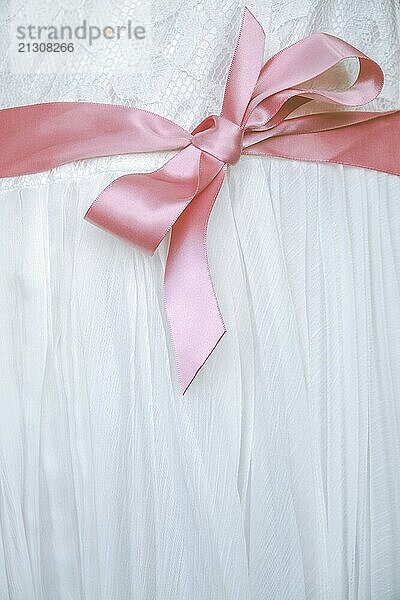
[{"left": 0, "top": 1, "right": 399, "bottom": 599}]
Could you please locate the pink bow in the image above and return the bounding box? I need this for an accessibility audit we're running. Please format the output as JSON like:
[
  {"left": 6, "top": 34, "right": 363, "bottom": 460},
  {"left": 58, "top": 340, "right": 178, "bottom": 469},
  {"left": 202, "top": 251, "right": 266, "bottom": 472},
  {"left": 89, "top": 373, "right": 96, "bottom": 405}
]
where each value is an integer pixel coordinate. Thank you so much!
[{"left": 1, "top": 8, "right": 400, "bottom": 393}]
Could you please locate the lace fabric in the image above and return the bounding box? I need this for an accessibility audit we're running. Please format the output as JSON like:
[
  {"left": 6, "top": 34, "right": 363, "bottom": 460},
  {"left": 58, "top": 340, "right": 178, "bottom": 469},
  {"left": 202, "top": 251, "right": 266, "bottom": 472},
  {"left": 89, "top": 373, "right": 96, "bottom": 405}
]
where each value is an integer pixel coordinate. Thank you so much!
[
  {"left": 0, "top": 0, "right": 399, "bottom": 191},
  {"left": 0, "top": 3, "right": 400, "bottom": 600}
]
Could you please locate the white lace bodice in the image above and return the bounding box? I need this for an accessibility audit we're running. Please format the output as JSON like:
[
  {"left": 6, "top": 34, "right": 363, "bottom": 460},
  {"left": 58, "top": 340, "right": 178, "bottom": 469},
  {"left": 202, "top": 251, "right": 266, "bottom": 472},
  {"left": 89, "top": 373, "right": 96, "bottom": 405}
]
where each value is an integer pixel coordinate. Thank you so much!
[{"left": 0, "top": 0, "right": 399, "bottom": 192}]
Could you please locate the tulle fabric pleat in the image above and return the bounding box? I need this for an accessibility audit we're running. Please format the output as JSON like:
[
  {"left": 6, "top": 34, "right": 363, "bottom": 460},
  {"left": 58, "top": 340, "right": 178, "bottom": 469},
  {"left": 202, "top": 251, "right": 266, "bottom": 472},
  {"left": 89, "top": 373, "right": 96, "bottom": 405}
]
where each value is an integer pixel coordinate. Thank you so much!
[{"left": 0, "top": 156, "right": 400, "bottom": 599}]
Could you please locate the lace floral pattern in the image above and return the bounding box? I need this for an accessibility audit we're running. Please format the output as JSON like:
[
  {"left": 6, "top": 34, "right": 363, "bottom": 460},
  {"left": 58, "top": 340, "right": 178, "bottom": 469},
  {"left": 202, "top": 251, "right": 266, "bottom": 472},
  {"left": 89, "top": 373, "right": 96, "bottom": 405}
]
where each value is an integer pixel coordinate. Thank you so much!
[{"left": 0, "top": 0, "right": 398, "bottom": 191}]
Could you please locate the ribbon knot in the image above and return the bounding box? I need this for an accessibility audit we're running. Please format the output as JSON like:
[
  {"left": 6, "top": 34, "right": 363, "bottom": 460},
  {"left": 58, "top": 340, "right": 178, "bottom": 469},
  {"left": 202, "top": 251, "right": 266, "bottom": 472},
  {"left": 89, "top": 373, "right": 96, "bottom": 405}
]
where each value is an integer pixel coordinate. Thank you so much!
[
  {"left": 191, "top": 115, "right": 243, "bottom": 165},
  {"left": 0, "top": 7, "right": 399, "bottom": 393}
]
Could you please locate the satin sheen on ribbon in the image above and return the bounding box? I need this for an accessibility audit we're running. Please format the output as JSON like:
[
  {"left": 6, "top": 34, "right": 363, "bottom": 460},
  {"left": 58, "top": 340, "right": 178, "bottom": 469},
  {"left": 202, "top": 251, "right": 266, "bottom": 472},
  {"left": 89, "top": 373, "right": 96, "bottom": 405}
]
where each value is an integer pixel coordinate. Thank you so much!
[{"left": 1, "top": 8, "right": 400, "bottom": 393}]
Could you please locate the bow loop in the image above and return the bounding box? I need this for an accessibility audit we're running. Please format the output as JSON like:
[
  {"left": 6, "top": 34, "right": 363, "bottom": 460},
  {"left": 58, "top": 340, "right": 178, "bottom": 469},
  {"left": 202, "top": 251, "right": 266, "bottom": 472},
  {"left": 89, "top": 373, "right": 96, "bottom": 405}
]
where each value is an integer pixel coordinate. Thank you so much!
[
  {"left": 0, "top": 7, "right": 399, "bottom": 393},
  {"left": 243, "top": 32, "right": 384, "bottom": 133},
  {"left": 85, "top": 144, "right": 223, "bottom": 255}
]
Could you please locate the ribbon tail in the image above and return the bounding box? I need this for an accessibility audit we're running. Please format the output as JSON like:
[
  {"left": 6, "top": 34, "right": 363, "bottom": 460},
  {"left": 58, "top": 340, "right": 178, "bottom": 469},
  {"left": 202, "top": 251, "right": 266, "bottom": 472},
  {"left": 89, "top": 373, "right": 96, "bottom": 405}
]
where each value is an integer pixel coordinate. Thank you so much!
[
  {"left": 221, "top": 7, "right": 265, "bottom": 126},
  {"left": 244, "top": 110, "right": 400, "bottom": 176},
  {"left": 164, "top": 167, "right": 227, "bottom": 394}
]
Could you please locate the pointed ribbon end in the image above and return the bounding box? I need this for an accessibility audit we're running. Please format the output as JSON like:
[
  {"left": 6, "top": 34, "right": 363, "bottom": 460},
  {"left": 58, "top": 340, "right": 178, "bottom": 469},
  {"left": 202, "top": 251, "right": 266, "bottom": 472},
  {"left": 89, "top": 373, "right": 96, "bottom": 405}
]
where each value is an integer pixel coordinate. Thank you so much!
[{"left": 180, "top": 328, "right": 227, "bottom": 395}]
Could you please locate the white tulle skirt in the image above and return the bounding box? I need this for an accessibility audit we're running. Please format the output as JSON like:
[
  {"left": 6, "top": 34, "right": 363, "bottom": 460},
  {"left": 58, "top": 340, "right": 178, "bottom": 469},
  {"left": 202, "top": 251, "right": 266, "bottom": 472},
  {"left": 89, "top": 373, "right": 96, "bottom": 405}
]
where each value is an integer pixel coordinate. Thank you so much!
[{"left": 1, "top": 153, "right": 400, "bottom": 599}]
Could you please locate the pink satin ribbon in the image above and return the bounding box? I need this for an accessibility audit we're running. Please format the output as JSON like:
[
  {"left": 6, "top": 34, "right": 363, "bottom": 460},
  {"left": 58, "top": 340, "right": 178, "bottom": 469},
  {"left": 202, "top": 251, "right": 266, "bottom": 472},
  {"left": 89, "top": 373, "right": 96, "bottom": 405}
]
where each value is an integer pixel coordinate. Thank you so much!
[{"left": 1, "top": 8, "right": 400, "bottom": 393}]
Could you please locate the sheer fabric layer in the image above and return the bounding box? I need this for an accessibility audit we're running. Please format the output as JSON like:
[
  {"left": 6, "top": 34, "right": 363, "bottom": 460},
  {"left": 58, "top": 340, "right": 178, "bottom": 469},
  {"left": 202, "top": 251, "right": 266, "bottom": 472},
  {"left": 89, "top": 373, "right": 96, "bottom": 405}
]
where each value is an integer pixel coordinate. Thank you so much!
[
  {"left": 0, "top": 0, "right": 400, "bottom": 598},
  {"left": 1, "top": 159, "right": 400, "bottom": 599}
]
